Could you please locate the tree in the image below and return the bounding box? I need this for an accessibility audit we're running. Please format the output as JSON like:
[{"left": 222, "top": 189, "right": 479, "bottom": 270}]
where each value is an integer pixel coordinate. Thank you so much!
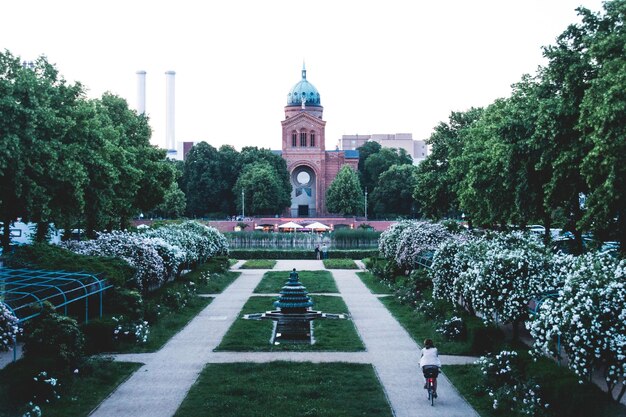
[
  {"left": 357, "top": 140, "right": 382, "bottom": 185},
  {"left": 370, "top": 164, "right": 418, "bottom": 217},
  {"left": 234, "top": 162, "right": 290, "bottom": 215},
  {"left": 153, "top": 182, "right": 186, "bottom": 219},
  {"left": 181, "top": 142, "right": 226, "bottom": 217},
  {"left": 533, "top": 13, "right": 597, "bottom": 253},
  {"left": 325, "top": 165, "right": 363, "bottom": 216},
  {"left": 98, "top": 93, "right": 172, "bottom": 230},
  {"left": 453, "top": 100, "right": 516, "bottom": 228},
  {"left": 239, "top": 146, "right": 291, "bottom": 197},
  {"left": 578, "top": 0, "right": 626, "bottom": 253},
  {"left": 362, "top": 147, "right": 412, "bottom": 194},
  {"left": 413, "top": 108, "right": 482, "bottom": 220}
]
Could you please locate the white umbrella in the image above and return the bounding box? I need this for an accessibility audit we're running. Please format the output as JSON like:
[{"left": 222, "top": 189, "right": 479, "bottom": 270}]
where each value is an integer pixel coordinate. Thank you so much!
[
  {"left": 278, "top": 221, "right": 303, "bottom": 229},
  {"left": 306, "top": 221, "right": 330, "bottom": 231}
]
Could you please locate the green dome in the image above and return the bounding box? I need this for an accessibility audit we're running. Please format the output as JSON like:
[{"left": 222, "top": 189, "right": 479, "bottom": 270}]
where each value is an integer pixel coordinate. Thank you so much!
[{"left": 287, "top": 66, "right": 321, "bottom": 107}]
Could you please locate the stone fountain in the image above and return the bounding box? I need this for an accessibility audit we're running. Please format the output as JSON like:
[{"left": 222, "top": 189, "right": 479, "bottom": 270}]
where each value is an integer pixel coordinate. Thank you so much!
[{"left": 244, "top": 269, "right": 345, "bottom": 344}]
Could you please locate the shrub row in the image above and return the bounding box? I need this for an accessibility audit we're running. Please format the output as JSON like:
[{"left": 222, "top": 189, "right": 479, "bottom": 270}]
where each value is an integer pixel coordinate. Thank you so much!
[
  {"left": 3, "top": 243, "right": 135, "bottom": 288},
  {"left": 229, "top": 249, "right": 378, "bottom": 260}
]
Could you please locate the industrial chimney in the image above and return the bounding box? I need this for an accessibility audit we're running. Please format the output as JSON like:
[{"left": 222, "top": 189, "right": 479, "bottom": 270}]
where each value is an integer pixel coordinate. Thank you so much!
[
  {"left": 165, "top": 71, "right": 176, "bottom": 152},
  {"left": 136, "top": 70, "right": 146, "bottom": 115}
]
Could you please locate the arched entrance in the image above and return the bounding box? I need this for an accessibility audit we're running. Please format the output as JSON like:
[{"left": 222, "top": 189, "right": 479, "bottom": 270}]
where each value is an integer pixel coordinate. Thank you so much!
[{"left": 290, "top": 165, "right": 316, "bottom": 217}]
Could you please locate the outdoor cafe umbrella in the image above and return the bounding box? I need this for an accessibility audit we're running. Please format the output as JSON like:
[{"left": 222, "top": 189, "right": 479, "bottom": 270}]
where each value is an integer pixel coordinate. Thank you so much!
[
  {"left": 278, "top": 221, "right": 303, "bottom": 232},
  {"left": 305, "top": 221, "right": 330, "bottom": 231}
]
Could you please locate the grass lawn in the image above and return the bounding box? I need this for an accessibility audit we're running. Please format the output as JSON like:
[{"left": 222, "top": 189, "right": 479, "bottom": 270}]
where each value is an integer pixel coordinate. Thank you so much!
[
  {"left": 379, "top": 296, "right": 494, "bottom": 355},
  {"left": 240, "top": 259, "right": 277, "bottom": 269},
  {"left": 356, "top": 271, "right": 393, "bottom": 294},
  {"left": 185, "top": 270, "right": 241, "bottom": 294},
  {"left": 0, "top": 358, "right": 141, "bottom": 417},
  {"left": 215, "top": 296, "right": 364, "bottom": 351},
  {"left": 322, "top": 258, "right": 358, "bottom": 269},
  {"left": 254, "top": 270, "right": 338, "bottom": 293},
  {"left": 175, "top": 362, "right": 392, "bottom": 417},
  {"left": 118, "top": 296, "right": 213, "bottom": 353}
]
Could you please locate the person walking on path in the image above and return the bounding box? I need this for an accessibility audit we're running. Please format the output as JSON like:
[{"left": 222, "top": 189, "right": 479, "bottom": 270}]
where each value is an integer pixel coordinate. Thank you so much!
[
  {"left": 314, "top": 244, "right": 320, "bottom": 260},
  {"left": 321, "top": 243, "right": 328, "bottom": 259}
]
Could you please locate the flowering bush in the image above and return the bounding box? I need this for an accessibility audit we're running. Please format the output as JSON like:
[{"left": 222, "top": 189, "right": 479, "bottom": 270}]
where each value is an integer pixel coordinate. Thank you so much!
[
  {"left": 431, "top": 237, "right": 481, "bottom": 314},
  {"left": 22, "top": 402, "right": 42, "bottom": 417},
  {"left": 436, "top": 316, "right": 466, "bottom": 340},
  {"left": 163, "top": 282, "right": 197, "bottom": 311},
  {"left": 1, "top": 302, "right": 21, "bottom": 352},
  {"left": 145, "top": 221, "right": 228, "bottom": 268},
  {"left": 23, "top": 302, "right": 84, "bottom": 369},
  {"left": 31, "top": 371, "right": 61, "bottom": 405},
  {"left": 527, "top": 252, "right": 626, "bottom": 401},
  {"left": 393, "top": 221, "right": 457, "bottom": 269},
  {"left": 378, "top": 220, "right": 414, "bottom": 260},
  {"left": 62, "top": 231, "right": 168, "bottom": 292},
  {"left": 62, "top": 221, "right": 228, "bottom": 293},
  {"left": 476, "top": 351, "right": 549, "bottom": 416},
  {"left": 112, "top": 315, "right": 150, "bottom": 344},
  {"left": 431, "top": 232, "right": 556, "bottom": 332}
]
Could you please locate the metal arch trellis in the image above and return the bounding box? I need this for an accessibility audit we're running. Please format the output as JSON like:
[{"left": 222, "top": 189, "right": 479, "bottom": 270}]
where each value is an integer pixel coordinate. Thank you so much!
[{"left": 0, "top": 267, "right": 113, "bottom": 324}]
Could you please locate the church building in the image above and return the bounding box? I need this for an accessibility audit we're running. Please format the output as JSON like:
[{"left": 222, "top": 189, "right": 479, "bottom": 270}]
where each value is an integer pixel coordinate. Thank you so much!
[{"left": 279, "top": 65, "right": 359, "bottom": 217}]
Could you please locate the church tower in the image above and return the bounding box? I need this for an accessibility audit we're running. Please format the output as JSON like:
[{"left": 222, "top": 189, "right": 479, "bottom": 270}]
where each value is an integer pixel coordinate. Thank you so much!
[{"left": 281, "top": 64, "right": 358, "bottom": 217}]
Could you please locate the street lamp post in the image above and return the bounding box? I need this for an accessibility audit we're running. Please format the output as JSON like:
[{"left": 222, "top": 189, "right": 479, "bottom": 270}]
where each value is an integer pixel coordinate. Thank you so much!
[
  {"left": 364, "top": 188, "right": 368, "bottom": 221},
  {"left": 242, "top": 189, "right": 245, "bottom": 220}
]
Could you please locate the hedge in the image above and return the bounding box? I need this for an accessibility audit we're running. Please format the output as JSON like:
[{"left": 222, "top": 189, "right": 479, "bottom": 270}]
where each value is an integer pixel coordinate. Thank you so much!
[
  {"left": 2, "top": 243, "right": 136, "bottom": 288},
  {"left": 228, "top": 249, "right": 378, "bottom": 260}
]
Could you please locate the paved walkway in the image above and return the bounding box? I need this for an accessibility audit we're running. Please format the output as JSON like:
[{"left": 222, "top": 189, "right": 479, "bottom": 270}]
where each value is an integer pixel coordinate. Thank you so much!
[{"left": 90, "top": 261, "right": 479, "bottom": 417}]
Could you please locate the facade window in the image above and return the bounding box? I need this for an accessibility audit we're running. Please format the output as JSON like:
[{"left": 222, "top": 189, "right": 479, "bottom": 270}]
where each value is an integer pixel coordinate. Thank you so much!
[
  {"left": 310, "top": 132, "right": 315, "bottom": 147},
  {"left": 292, "top": 132, "right": 297, "bottom": 147},
  {"left": 300, "top": 132, "right": 307, "bottom": 147}
]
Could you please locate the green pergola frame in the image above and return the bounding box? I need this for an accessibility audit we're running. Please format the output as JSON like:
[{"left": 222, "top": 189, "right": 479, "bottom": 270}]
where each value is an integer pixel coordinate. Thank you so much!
[{"left": 0, "top": 267, "right": 112, "bottom": 324}]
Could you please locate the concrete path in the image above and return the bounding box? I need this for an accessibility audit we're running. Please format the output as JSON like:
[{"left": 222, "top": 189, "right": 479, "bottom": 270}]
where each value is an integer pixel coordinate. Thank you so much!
[
  {"left": 90, "top": 269, "right": 264, "bottom": 417},
  {"left": 331, "top": 269, "right": 478, "bottom": 417},
  {"left": 90, "top": 261, "right": 480, "bottom": 417}
]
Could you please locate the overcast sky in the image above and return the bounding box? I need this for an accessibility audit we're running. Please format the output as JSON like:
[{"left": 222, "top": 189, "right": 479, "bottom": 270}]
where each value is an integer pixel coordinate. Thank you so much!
[{"left": 2, "top": 0, "right": 607, "bottom": 151}]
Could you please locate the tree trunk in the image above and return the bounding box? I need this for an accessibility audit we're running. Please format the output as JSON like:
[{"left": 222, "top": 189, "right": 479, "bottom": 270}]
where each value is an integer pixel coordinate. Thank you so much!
[
  {"left": 35, "top": 222, "right": 49, "bottom": 243},
  {"left": 543, "top": 214, "right": 552, "bottom": 246},
  {"left": 1, "top": 218, "right": 11, "bottom": 252},
  {"left": 512, "top": 317, "right": 521, "bottom": 341}
]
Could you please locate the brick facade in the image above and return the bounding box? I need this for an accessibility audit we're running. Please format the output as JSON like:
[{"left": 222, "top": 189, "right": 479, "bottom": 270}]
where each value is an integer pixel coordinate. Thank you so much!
[{"left": 280, "top": 94, "right": 358, "bottom": 216}]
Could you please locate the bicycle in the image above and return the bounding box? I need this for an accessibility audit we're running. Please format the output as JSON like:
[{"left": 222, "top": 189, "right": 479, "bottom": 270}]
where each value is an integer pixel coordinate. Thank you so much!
[{"left": 422, "top": 365, "right": 439, "bottom": 406}]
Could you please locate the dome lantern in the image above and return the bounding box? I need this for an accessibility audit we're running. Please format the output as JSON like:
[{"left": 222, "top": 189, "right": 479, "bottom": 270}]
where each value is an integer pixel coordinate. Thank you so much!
[{"left": 287, "top": 64, "right": 321, "bottom": 107}]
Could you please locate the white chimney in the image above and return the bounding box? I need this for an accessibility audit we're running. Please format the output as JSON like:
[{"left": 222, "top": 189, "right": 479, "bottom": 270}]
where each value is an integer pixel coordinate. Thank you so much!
[
  {"left": 165, "top": 71, "right": 176, "bottom": 151},
  {"left": 136, "top": 70, "right": 146, "bottom": 115}
]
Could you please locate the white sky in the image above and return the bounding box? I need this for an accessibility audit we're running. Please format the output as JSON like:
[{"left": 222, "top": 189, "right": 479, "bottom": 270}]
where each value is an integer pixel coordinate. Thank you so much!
[{"left": 1, "top": 0, "right": 606, "bottom": 151}]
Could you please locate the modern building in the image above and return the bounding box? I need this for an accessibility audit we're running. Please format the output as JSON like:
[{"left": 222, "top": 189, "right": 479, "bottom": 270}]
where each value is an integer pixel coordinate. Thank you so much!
[
  {"left": 339, "top": 133, "right": 429, "bottom": 164},
  {"left": 277, "top": 65, "right": 359, "bottom": 217}
]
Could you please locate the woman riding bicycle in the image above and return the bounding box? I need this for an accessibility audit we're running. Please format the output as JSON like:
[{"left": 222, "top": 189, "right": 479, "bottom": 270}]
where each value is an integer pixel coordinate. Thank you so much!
[{"left": 419, "top": 338, "right": 441, "bottom": 398}]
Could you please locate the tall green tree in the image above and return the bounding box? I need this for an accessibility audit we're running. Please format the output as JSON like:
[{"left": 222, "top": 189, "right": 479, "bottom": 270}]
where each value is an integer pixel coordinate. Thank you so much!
[
  {"left": 181, "top": 142, "right": 226, "bottom": 217},
  {"left": 98, "top": 93, "right": 172, "bottom": 230},
  {"left": 533, "top": 12, "right": 597, "bottom": 252},
  {"left": 234, "top": 162, "right": 290, "bottom": 215},
  {"left": 0, "top": 51, "right": 29, "bottom": 249},
  {"left": 413, "top": 108, "right": 482, "bottom": 220},
  {"left": 578, "top": 0, "right": 626, "bottom": 253},
  {"left": 370, "top": 164, "right": 418, "bottom": 217},
  {"left": 153, "top": 182, "right": 187, "bottom": 219},
  {"left": 454, "top": 100, "right": 515, "bottom": 228},
  {"left": 325, "top": 165, "right": 363, "bottom": 216},
  {"left": 362, "top": 147, "right": 412, "bottom": 194},
  {"left": 356, "top": 140, "right": 382, "bottom": 185},
  {"left": 239, "top": 146, "right": 291, "bottom": 196}
]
